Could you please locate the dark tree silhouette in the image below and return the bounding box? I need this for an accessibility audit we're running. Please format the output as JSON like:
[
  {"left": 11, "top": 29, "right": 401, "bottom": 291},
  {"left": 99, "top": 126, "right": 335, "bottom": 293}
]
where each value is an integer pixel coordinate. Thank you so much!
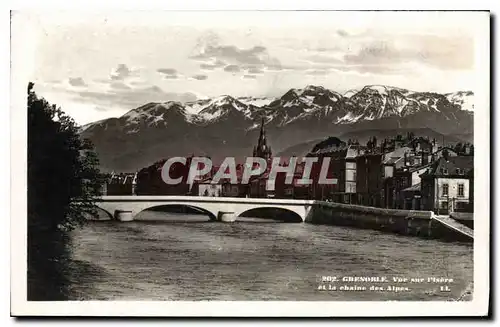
[{"left": 27, "top": 82, "right": 104, "bottom": 300}]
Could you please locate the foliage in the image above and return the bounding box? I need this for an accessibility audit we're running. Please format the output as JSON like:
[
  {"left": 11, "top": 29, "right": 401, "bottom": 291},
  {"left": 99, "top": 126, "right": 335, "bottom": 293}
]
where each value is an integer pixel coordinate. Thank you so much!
[{"left": 27, "top": 82, "right": 105, "bottom": 300}]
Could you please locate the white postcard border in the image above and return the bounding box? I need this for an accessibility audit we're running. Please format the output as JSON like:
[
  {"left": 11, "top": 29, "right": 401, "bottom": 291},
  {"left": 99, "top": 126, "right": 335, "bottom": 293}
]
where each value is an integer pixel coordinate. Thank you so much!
[{"left": 9, "top": 10, "right": 490, "bottom": 317}]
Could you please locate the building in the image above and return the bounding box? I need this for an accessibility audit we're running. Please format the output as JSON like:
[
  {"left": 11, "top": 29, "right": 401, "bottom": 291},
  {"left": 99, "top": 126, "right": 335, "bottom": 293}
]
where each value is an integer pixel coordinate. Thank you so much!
[
  {"left": 355, "top": 153, "right": 383, "bottom": 207},
  {"left": 219, "top": 164, "right": 249, "bottom": 197},
  {"left": 419, "top": 156, "right": 474, "bottom": 214},
  {"left": 307, "top": 141, "right": 364, "bottom": 203},
  {"left": 380, "top": 146, "right": 411, "bottom": 208},
  {"left": 196, "top": 179, "right": 222, "bottom": 197},
  {"left": 104, "top": 172, "right": 136, "bottom": 195},
  {"left": 252, "top": 117, "right": 273, "bottom": 162},
  {"left": 395, "top": 164, "right": 432, "bottom": 210},
  {"left": 430, "top": 147, "right": 458, "bottom": 162},
  {"left": 249, "top": 117, "right": 275, "bottom": 197},
  {"left": 247, "top": 120, "right": 313, "bottom": 199},
  {"left": 135, "top": 155, "right": 213, "bottom": 195}
]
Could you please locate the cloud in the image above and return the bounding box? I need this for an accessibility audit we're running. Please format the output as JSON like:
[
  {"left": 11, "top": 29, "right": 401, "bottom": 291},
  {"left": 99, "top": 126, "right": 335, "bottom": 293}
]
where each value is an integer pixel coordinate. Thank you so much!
[
  {"left": 314, "top": 46, "right": 342, "bottom": 52},
  {"left": 110, "top": 64, "right": 132, "bottom": 80},
  {"left": 343, "top": 36, "right": 473, "bottom": 72},
  {"left": 247, "top": 67, "right": 264, "bottom": 74},
  {"left": 305, "top": 54, "right": 343, "bottom": 65},
  {"left": 110, "top": 82, "right": 131, "bottom": 90},
  {"left": 191, "top": 37, "right": 282, "bottom": 74},
  {"left": 223, "top": 65, "right": 240, "bottom": 73},
  {"left": 157, "top": 68, "right": 177, "bottom": 75},
  {"left": 343, "top": 41, "right": 407, "bottom": 67},
  {"left": 411, "top": 35, "right": 473, "bottom": 70},
  {"left": 156, "top": 67, "right": 180, "bottom": 79},
  {"left": 199, "top": 59, "right": 226, "bottom": 70},
  {"left": 71, "top": 84, "right": 198, "bottom": 110},
  {"left": 192, "top": 44, "right": 269, "bottom": 65},
  {"left": 191, "top": 74, "right": 208, "bottom": 80},
  {"left": 337, "top": 29, "right": 349, "bottom": 37},
  {"left": 162, "top": 74, "right": 179, "bottom": 79},
  {"left": 305, "top": 69, "right": 331, "bottom": 76},
  {"left": 93, "top": 78, "right": 112, "bottom": 84},
  {"left": 330, "top": 64, "right": 404, "bottom": 75},
  {"left": 68, "top": 77, "right": 87, "bottom": 87}
]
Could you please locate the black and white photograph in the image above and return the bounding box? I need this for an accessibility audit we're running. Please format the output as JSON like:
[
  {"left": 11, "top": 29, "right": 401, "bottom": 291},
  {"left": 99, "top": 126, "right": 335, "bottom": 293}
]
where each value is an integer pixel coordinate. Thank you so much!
[{"left": 9, "top": 10, "right": 490, "bottom": 317}]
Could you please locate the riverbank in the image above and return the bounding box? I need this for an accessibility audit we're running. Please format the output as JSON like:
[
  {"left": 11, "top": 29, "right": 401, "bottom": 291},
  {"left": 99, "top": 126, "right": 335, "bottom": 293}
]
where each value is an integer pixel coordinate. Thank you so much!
[
  {"left": 307, "top": 201, "right": 473, "bottom": 243},
  {"left": 88, "top": 199, "right": 473, "bottom": 242}
]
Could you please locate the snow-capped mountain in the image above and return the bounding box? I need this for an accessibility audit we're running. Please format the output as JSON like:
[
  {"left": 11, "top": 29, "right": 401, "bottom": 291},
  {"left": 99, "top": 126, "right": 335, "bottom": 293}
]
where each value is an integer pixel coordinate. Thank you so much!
[
  {"left": 236, "top": 96, "right": 276, "bottom": 108},
  {"left": 183, "top": 96, "right": 275, "bottom": 115},
  {"left": 446, "top": 91, "right": 474, "bottom": 112},
  {"left": 81, "top": 85, "right": 474, "bottom": 172},
  {"left": 196, "top": 95, "right": 259, "bottom": 121},
  {"left": 343, "top": 89, "right": 359, "bottom": 98}
]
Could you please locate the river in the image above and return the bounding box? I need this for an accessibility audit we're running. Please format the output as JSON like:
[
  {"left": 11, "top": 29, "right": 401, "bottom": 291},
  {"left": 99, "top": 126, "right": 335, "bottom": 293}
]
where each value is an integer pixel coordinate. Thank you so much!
[{"left": 64, "top": 210, "right": 473, "bottom": 301}]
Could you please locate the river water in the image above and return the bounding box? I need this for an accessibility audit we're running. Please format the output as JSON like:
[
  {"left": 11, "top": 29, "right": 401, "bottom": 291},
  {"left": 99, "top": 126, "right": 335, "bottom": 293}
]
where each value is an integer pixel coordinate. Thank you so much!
[{"left": 65, "top": 211, "right": 473, "bottom": 301}]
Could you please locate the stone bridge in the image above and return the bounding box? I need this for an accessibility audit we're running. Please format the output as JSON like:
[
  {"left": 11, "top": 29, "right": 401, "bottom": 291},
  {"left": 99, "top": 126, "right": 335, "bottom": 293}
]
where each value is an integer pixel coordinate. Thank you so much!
[{"left": 95, "top": 195, "right": 316, "bottom": 222}]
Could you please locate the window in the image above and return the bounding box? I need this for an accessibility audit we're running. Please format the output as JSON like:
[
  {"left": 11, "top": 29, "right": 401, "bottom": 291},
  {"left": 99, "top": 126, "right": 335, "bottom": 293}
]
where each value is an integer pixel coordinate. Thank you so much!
[
  {"left": 440, "top": 168, "right": 448, "bottom": 175},
  {"left": 346, "top": 162, "right": 356, "bottom": 169},
  {"left": 343, "top": 194, "right": 349, "bottom": 203},
  {"left": 441, "top": 201, "right": 448, "bottom": 209},
  {"left": 346, "top": 170, "right": 356, "bottom": 182},
  {"left": 442, "top": 184, "right": 449, "bottom": 196},
  {"left": 458, "top": 184, "right": 464, "bottom": 197},
  {"left": 346, "top": 181, "right": 356, "bottom": 193}
]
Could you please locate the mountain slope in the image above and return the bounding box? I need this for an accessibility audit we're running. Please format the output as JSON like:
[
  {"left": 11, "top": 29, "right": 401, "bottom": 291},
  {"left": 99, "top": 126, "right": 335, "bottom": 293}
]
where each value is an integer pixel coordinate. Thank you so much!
[{"left": 81, "top": 85, "right": 474, "bottom": 172}]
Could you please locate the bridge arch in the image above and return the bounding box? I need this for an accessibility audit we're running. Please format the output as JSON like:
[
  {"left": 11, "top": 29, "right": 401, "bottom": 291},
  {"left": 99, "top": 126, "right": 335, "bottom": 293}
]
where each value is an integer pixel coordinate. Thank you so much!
[
  {"left": 92, "top": 196, "right": 314, "bottom": 222},
  {"left": 236, "top": 206, "right": 304, "bottom": 223},
  {"left": 93, "top": 204, "right": 116, "bottom": 220},
  {"left": 94, "top": 201, "right": 220, "bottom": 221},
  {"left": 134, "top": 204, "right": 218, "bottom": 221}
]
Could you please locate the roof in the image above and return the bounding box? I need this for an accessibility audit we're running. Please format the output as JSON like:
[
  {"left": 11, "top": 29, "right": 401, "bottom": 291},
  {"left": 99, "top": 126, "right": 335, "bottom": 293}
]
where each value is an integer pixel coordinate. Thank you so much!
[
  {"left": 345, "top": 145, "right": 366, "bottom": 159},
  {"left": 423, "top": 156, "right": 474, "bottom": 177},
  {"left": 313, "top": 144, "right": 366, "bottom": 158},
  {"left": 383, "top": 146, "right": 411, "bottom": 164},
  {"left": 384, "top": 157, "right": 403, "bottom": 165},
  {"left": 408, "top": 163, "right": 432, "bottom": 173},
  {"left": 402, "top": 183, "right": 421, "bottom": 192},
  {"left": 432, "top": 147, "right": 458, "bottom": 155},
  {"left": 404, "top": 137, "right": 433, "bottom": 147}
]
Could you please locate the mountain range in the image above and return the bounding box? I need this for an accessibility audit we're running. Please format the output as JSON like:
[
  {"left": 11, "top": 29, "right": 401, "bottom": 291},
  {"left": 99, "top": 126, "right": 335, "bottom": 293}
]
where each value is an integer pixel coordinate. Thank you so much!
[{"left": 80, "top": 85, "right": 474, "bottom": 172}]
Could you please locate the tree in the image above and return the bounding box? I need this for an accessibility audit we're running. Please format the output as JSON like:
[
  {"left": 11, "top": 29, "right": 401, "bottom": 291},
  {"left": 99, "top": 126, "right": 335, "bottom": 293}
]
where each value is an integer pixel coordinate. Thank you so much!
[{"left": 27, "top": 82, "right": 104, "bottom": 300}]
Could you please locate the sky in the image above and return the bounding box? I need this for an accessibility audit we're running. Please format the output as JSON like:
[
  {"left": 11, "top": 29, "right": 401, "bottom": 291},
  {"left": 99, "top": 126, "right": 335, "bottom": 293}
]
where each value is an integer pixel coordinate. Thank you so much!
[{"left": 22, "top": 11, "right": 483, "bottom": 125}]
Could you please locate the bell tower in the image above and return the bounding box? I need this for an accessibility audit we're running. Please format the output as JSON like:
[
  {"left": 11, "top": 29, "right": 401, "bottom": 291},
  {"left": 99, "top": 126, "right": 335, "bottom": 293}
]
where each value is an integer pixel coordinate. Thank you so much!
[{"left": 253, "top": 117, "right": 272, "bottom": 161}]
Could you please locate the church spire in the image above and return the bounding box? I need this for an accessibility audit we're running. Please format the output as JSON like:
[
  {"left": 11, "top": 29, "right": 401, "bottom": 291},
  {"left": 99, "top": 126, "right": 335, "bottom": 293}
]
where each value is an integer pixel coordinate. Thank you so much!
[
  {"left": 259, "top": 117, "right": 266, "bottom": 144},
  {"left": 253, "top": 116, "right": 272, "bottom": 161}
]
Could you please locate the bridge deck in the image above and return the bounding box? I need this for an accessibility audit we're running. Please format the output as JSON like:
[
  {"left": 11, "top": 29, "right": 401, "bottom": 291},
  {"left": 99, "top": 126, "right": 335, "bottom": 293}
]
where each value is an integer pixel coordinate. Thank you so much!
[
  {"left": 98, "top": 195, "right": 316, "bottom": 205},
  {"left": 432, "top": 215, "right": 474, "bottom": 240}
]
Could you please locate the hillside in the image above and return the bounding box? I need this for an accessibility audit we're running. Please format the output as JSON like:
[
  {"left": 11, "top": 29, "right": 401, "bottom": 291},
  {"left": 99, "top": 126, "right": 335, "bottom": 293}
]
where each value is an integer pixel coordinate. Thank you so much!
[{"left": 81, "top": 85, "right": 474, "bottom": 172}]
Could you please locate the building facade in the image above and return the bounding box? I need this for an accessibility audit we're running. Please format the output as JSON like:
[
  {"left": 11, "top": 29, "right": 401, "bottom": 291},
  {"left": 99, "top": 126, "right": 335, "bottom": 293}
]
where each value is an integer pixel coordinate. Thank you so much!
[{"left": 420, "top": 156, "right": 474, "bottom": 214}]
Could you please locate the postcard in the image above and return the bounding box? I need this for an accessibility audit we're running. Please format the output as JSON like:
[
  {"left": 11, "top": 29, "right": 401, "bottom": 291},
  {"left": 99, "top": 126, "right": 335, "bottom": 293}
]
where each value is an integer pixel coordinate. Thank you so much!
[{"left": 10, "top": 10, "right": 490, "bottom": 317}]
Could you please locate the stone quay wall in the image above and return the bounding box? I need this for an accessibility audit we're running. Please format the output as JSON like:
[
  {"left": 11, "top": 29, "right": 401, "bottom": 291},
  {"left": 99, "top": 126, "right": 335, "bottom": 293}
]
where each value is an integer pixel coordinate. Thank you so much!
[{"left": 307, "top": 201, "right": 472, "bottom": 242}]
